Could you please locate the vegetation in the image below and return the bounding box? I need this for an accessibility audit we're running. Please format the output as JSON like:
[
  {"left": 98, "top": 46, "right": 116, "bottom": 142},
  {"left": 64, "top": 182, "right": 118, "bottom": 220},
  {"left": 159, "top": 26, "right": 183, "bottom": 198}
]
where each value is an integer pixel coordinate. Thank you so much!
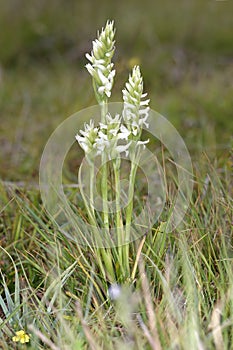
[{"left": 0, "top": 1, "right": 232, "bottom": 349}]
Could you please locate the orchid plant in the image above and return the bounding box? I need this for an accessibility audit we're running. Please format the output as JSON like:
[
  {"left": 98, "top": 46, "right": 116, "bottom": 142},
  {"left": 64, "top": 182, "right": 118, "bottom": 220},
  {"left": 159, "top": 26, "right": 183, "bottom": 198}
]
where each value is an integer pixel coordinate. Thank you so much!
[{"left": 76, "top": 20, "right": 150, "bottom": 283}]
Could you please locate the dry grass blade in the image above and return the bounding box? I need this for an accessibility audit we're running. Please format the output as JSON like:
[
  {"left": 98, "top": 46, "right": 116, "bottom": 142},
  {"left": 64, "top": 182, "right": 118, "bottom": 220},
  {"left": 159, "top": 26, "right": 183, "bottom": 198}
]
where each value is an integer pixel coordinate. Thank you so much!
[
  {"left": 208, "top": 300, "right": 224, "bottom": 350},
  {"left": 28, "top": 324, "right": 61, "bottom": 350},
  {"left": 138, "top": 258, "right": 162, "bottom": 350},
  {"left": 75, "top": 301, "right": 100, "bottom": 350}
]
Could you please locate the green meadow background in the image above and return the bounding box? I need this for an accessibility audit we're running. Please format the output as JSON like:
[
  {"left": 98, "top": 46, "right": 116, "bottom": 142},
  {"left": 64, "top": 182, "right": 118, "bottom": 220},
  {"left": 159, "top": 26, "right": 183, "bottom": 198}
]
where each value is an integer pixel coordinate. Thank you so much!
[
  {"left": 0, "top": 0, "right": 232, "bottom": 181},
  {"left": 0, "top": 1, "right": 233, "bottom": 349}
]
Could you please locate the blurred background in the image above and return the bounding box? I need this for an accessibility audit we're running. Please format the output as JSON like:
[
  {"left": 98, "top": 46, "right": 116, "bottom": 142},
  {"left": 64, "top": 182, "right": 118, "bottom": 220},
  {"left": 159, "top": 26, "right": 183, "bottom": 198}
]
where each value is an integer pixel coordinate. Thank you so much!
[{"left": 0, "top": 0, "right": 232, "bottom": 181}]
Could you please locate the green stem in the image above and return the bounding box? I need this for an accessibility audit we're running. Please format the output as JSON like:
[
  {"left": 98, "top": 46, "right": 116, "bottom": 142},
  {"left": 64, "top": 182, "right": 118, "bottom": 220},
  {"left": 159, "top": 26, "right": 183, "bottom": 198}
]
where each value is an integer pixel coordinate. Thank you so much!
[
  {"left": 113, "top": 161, "right": 123, "bottom": 244},
  {"left": 121, "top": 152, "right": 139, "bottom": 279},
  {"left": 78, "top": 163, "right": 97, "bottom": 228},
  {"left": 125, "top": 129, "right": 142, "bottom": 243},
  {"left": 113, "top": 160, "right": 127, "bottom": 278},
  {"left": 99, "top": 248, "right": 115, "bottom": 283},
  {"left": 101, "top": 101, "right": 109, "bottom": 231},
  {"left": 90, "top": 162, "right": 95, "bottom": 218},
  {"left": 80, "top": 162, "right": 115, "bottom": 282},
  {"left": 125, "top": 154, "right": 138, "bottom": 243}
]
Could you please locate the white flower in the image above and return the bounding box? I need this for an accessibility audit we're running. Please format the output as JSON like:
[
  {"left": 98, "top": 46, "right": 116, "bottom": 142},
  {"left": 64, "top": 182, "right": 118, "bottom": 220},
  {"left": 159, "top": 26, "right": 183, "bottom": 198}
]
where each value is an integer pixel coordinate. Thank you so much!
[
  {"left": 116, "top": 141, "right": 132, "bottom": 157},
  {"left": 76, "top": 111, "right": 135, "bottom": 160},
  {"left": 118, "top": 124, "right": 131, "bottom": 140},
  {"left": 122, "top": 66, "right": 150, "bottom": 137},
  {"left": 97, "top": 69, "right": 116, "bottom": 98},
  {"left": 85, "top": 20, "right": 116, "bottom": 102},
  {"left": 93, "top": 113, "right": 132, "bottom": 158},
  {"left": 136, "top": 139, "right": 150, "bottom": 149},
  {"left": 98, "top": 113, "right": 121, "bottom": 138},
  {"left": 75, "top": 120, "right": 99, "bottom": 155},
  {"left": 94, "top": 113, "right": 120, "bottom": 155}
]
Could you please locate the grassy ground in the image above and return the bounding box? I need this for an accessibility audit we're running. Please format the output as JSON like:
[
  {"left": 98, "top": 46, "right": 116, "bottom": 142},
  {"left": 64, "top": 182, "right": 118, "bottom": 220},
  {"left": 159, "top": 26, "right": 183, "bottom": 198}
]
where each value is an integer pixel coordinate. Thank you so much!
[{"left": 0, "top": 0, "right": 233, "bottom": 349}]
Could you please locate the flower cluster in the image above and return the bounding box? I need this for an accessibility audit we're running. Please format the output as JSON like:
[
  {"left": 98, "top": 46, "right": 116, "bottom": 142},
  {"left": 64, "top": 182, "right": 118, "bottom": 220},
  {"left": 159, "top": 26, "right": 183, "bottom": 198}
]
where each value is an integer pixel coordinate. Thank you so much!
[
  {"left": 76, "top": 113, "right": 131, "bottom": 160},
  {"left": 78, "top": 21, "right": 150, "bottom": 160},
  {"left": 86, "top": 20, "right": 116, "bottom": 102},
  {"left": 75, "top": 119, "right": 98, "bottom": 155},
  {"left": 12, "top": 330, "right": 30, "bottom": 344},
  {"left": 122, "top": 66, "right": 150, "bottom": 139}
]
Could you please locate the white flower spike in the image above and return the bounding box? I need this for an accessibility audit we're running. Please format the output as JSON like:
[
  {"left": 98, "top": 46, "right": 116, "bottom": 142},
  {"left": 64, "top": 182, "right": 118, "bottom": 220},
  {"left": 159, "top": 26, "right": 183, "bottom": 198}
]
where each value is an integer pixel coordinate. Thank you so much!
[
  {"left": 122, "top": 66, "right": 150, "bottom": 138},
  {"left": 85, "top": 20, "right": 116, "bottom": 103}
]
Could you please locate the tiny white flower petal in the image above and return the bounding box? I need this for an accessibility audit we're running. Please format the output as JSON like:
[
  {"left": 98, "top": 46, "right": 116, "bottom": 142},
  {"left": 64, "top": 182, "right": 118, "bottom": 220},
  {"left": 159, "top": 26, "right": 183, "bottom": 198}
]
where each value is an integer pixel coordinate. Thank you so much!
[
  {"left": 109, "top": 69, "right": 116, "bottom": 79},
  {"left": 124, "top": 102, "right": 136, "bottom": 110},
  {"left": 140, "top": 99, "right": 150, "bottom": 106},
  {"left": 105, "top": 90, "right": 111, "bottom": 98},
  {"left": 75, "top": 134, "right": 81, "bottom": 142},
  {"left": 118, "top": 125, "right": 131, "bottom": 139},
  {"left": 98, "top": 86, "right": 105, "bottom": 94},
  {"left": 137, "top": 139, "right": 150, "bottom": 146},
  {"left": 107, "top": 113, "right": 121, "bottom": 124},
  {"left": 79, "top": 130, "right": 89, "bottom": 137},
  {"left": 125, "top": 82, "right": 132, "bottom": 91},
  {"left": 99, "top": 122, "right": 108, "bottom": 129},
  {"left": 130, "top": 96, "right": 139, "bottom": 104},
  {"left": 93, "top": 63, "right": 106, "bottom": 71},
  {"left": 85, "top": 53, "right": 94, "bottom": 63},
  {"left": 85, "top": 64, "right": 95, "bottom": 76},
  {"left": 139, "top": 107, "right": 150, "bottom": 115},
  {"left": 108, "top": 63, "right": 114, "bottom": 70},
  {"left": 98, "top": 69, "right": 109, "bottom": 85},
  {"left": 98, "top": 130, "right": 108, "bottom": 140},
  {"left": 95, "top": 58, "right": 106, "bottom": 64},
  {"left": 138, "top": 115, "right": 149, "bottom": 127},
  {"left": 93, "top": 39, "right": 103, "bottom": 51},
  {"left": 120, "top": 124, "right": 129, "bottom": 133},
  {"left": 116, "top": 141, "right": 132, "bottom": 155},
  {"left": 112, "top": 130, "right": 119, "bottom": 137}
]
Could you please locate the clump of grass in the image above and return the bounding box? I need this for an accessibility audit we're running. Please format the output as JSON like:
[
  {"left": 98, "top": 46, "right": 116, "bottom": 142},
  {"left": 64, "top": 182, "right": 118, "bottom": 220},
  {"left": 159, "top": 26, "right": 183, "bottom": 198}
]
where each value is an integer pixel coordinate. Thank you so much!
[
  {"left": 0, "top": 153, "right": 233, "bottom": 348},
  {"left": 0, "top": 19, "right": 233, "bottom": 350}
]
